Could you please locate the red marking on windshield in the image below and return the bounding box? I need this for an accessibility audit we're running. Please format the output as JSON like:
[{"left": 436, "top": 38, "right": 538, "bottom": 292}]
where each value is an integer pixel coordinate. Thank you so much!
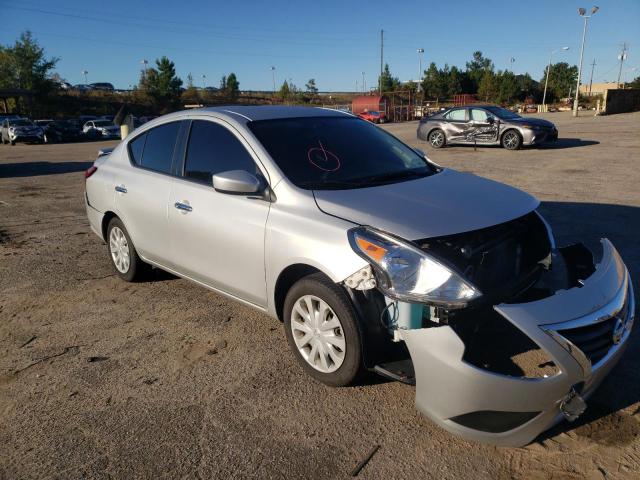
[{"left": 307, "top": 141, "right": 341, "bottom": 172}]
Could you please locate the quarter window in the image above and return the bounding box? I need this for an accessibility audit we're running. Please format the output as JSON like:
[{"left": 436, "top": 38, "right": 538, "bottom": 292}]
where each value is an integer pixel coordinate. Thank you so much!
[
  {"left": 445, "top": 109, "right": 466, "bottom": 121},
  {"left": 183, "top": 120, "right": 258, "bottom": 184},
  {"left": 128, "top": 121, "right": 181, "bottom": 174}
]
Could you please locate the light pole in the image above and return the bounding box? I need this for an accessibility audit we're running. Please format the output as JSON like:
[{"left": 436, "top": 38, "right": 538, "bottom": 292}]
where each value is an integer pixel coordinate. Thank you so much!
[
  {"left": 270, "top": 66, "right": 276, "bottom": 93},
  {"left": 542, "top": 47, "right": 569, "bottom": 108},
  {"left": 141, "top": 59, "right": 148, "bottom": 81},
  {"left": 201, "top": 74, "right": 206, "bottom": 89},
  {"left": 417, "top": 48, "right": 424, "bottom": 92},
  {"left": 509, "top": 57, "right": 515, "bottom": 71},
  {"left": 573, "top": 6, "right": 599, "bottom": 117},
  {"left": 81, "top": 70, "right": 88, "bottom": 84}
]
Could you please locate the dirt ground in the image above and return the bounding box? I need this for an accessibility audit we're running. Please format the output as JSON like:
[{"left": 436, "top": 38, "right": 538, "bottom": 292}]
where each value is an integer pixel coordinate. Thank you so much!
[{"left": 1, "top": 111, "right": 639, "bottom": 479}]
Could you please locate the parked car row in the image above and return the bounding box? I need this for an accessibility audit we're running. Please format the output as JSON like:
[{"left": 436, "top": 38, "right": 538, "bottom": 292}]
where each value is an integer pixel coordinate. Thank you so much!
[{"left": 0, "top": 115, "right": 125, "bottom": 145}]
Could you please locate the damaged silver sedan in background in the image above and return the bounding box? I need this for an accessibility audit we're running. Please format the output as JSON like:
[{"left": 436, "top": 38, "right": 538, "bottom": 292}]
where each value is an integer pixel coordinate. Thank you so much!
[{"left": 85, "top": 106, "right": 634, "bottom": 447}]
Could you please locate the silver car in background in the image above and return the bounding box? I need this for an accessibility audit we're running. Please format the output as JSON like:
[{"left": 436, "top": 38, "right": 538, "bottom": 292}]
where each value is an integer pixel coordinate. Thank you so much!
[
  {"left": 417, "top": 105, "right": 558, "bottom": 150},
  {"left": 84, "top": 106, "right": 633, "bottom": 447}
]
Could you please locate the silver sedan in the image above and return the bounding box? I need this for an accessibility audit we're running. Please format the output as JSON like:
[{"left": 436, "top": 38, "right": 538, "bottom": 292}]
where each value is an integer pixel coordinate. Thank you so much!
[
  {"left": 85, "top": 106, "right": 632, "bottom": 446},
  {"left": 417, "top": 105, "right": 558, "bottom": 150}
]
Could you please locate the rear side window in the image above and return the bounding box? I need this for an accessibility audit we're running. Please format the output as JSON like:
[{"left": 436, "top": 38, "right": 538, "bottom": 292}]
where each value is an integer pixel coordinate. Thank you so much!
[
  {"left": 128, "top": 121, "right": 181, "bottom": 174},
  {"left": 129, "top": 133, "right": 146, "bottom": 165},
  {"left": 183, "top": 120, "right": 257, "bottom": 184},
  {"left": 445, "top": 109, "right": 466, "bottom": 121}
]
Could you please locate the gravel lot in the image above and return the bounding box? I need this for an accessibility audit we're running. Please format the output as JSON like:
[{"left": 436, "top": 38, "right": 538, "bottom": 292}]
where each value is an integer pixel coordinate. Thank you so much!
[{"left": 1, "top": 111, "right": 639, "bottom": 479}]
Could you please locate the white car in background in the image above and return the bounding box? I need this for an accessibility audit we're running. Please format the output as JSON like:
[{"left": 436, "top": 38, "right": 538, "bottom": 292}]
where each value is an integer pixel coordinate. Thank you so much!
[{"left": 83, "top": 120, "right": 120, "bottom": 139}]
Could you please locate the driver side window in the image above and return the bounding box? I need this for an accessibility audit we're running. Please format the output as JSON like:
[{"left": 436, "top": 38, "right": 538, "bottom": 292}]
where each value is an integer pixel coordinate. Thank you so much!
[
  {"left": 470, "top": 109, "right": 489, "bottom": 122},
  {"left": 183, "top": 120, "right": 259, "bottom": 185}
]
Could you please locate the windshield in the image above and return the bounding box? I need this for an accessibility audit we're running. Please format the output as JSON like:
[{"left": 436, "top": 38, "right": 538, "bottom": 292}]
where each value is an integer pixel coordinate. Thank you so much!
[
  {"left": 249, "top": 116, "right": 436, "bottom": 190},
  {"left": 10, "top": 119, "right": 33, "bottom": 126},
  {"left": 485, "top": 106, "right": 521, "bottom": 120},
  {"left": 94, "top": 120, "right": 113, "bottom": 127}
]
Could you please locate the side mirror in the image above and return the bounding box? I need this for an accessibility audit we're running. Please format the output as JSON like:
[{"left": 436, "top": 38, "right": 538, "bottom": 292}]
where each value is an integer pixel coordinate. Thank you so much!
[{"left": 212, "top": 170, "right": 262, "bottom": 195}]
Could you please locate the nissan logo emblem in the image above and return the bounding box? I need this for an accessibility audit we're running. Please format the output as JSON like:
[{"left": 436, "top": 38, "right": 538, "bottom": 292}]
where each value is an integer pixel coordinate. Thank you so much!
[{"left": 612, "top": 318, "right": 625, "bottom": 345}]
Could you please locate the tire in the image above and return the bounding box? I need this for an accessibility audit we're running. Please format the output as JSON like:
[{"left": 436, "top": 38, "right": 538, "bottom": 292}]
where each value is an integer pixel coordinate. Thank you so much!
[
  {"left": 10, "top": 140, "right": 15, "bottom": 146},
  {"left": 428, "top": 128, "right": 446, "bottom": 148},
  {"left": 284, "top": 272, "right": 363, "bottom": 387},
  {"left": 106, "top": 217, "right": 148, "bottom": 282},
  {"left": 501, "top": 129, "right": 522, "bottom": 150}
]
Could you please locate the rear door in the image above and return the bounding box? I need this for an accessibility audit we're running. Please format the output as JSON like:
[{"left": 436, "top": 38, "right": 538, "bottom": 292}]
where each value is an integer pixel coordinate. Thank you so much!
[
  {"left": 168, "top": 118, "right": 271, "bottom": 307},
  {"left": 114, "top": 120, "right": 186, "bottom": 266}
]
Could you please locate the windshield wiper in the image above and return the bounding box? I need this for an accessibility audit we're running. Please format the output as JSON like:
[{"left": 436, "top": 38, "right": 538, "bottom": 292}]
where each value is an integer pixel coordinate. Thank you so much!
[
  {"left": 298, "top": 180, "right": 369, "bottom": 190},
  {"left": 354, "top": 169, "right": 430, "bottom": 186}
]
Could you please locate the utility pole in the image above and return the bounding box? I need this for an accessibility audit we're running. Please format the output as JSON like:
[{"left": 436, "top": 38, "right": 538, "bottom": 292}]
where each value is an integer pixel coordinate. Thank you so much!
[
  {"left": 588, "top": 59, "right": 596, "bottom": 95},
  {"left": 362, "top": 72, "right": 366, "bottom": 93},
  {"left": 616, "top": 42, "right": 628, "bottom": 87},
  {"left": 270, "top": 66, "right": 276, "bottom": 93},
  {"left": 379, "top": 29, "right": 384, "bottom": 95}
]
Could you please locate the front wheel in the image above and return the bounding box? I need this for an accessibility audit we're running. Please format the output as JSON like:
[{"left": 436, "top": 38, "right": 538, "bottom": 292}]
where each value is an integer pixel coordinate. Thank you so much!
[
  {"left": 428, "top": 128, "right": 446, "bottom": 148},
  {"left": 501, "top": 130, "right": 522, "bottom": 150},
  {"left": 284, "top": 273, "right": 363, "bottom": 387},
  {"left": 106, "top": 218, "right": 148, "bottom": 281}
]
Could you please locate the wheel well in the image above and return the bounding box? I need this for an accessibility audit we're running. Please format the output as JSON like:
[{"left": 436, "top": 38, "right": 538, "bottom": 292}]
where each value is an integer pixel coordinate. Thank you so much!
[
  {"left": 101, "top": 211, "right": 117, "bottom": 241},
  {"left": 501, "top": 128, "right": 522, "bottom": 142},
  {"left": 274, "top": 264, "right": 322, "bottom": 321}
]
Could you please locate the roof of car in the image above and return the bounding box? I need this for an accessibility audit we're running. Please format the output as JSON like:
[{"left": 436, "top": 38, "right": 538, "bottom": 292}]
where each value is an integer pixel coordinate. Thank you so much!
[{"left": 189, "top": 105, "right": 351, "bottom": 122}]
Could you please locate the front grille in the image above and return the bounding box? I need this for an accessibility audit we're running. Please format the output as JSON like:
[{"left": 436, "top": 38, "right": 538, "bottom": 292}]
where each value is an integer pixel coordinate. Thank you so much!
[
  {"left": 557, "top": 318, "right": 617, "bottom": 365},
  {"left": 556, "top": 290, "right": 630, "bottom": 365}
]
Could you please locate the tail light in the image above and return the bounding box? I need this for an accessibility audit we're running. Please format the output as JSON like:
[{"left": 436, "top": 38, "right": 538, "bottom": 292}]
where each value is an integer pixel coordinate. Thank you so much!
[{"left": 85, "top": 166, "right": 97, "bottom": 179}]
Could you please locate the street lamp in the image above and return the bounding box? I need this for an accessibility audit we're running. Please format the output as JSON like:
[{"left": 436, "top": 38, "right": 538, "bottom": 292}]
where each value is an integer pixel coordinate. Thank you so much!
[
  {"left": 201, "top": 74, "right": 206, "bottom": 89},
  {"left": 542, "top": 47, "right": 570, "bottom": 108},
  {"left": 573, "top": 6, "right": 599, "bottom": 117},
  {"left": 81, "top": 70, "right": 88, "bottom": 84},
  {"left": 141, "top": 59, "right": 148, "bottom": 81},
  {"left": 509, "top": 57, "right": 515, "bottom": 71},
  {"left": 270, "top": 66, "right": 276, "bottom": 93},
  {"left": 417, "top": 48, "right": 424, "bottom": 92}
]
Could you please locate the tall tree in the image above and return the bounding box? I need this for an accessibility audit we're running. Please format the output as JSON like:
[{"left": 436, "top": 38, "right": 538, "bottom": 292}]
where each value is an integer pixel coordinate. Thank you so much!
[
  {"left": 478, "top": 71, "right": 498, "bottom": 102},
  {"left": 379, "top": 63, "right": 400, "bottom": 92},
  {"left": 541, "top": 62, "right": 577, "bottom": 102},
  {"left": 495, "top": 70, "right": 519, "bottom": 104},
  {"left": 278, "top": 80, "right": 291, "bottom": 101},
  {"left": 220, "top": 72, "right": 240, "bottom": 101},
  {"left": 305, "top": 78, "right": 318, "bottom": 95},
  {"left": 0, "top": 31, "right": 58, "bottom": 92},
  {"left": 465, "top": 51, "right": 494, "bottom": 92},
  {"left": 140, "top": 56, "right": 183, "bottom": 110}
]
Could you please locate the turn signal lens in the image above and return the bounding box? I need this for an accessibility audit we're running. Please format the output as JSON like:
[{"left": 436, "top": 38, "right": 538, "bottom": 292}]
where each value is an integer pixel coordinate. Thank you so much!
[{"left": 85, "top": 166, "right": 97, "bottom": 179}]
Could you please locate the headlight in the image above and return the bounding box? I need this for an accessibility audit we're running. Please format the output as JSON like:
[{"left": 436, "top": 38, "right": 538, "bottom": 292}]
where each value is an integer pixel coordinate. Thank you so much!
[{"left": 348, "top": 227, "right": 481, "bottom": 308}]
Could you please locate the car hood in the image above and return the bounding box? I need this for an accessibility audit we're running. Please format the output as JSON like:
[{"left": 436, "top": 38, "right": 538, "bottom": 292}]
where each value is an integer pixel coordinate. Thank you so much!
[
  {"left": 313, "top": 169, "right": 539, "bottom": 240},
  {"left": 507, "top": 117, "right": 555, "bottom": 128}
]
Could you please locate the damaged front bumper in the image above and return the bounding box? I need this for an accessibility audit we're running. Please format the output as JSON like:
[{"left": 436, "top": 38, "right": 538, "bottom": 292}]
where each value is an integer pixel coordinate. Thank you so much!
[{"left": 399, "top": 239, "right": 634, "bottom": 447}]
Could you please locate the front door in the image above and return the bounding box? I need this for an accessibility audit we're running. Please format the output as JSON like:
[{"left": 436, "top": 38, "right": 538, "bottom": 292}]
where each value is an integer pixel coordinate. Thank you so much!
[
  {"left": 169, "top": 119, "right": 271, "bottom": 307},
  {"left": 469, "top": 108, "right": 499, "bottom": 143}
]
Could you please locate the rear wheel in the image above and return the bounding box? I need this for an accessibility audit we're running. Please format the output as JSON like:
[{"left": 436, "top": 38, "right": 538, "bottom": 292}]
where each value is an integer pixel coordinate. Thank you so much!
[
  {"left": 284, "top": 273, "right": 363, "bottom": 387},
  {"left": 106, "top": 218, "right": 148, "bottom": 282},
  {"left": 501, "top": 129, "right": 522, "bottom": 150},
  {"left": 428, "top": 128, "right": 446, "bottom": 148}
]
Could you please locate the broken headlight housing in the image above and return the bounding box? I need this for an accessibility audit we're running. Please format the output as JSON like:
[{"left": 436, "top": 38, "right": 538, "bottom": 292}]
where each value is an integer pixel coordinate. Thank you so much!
[{"left": 348, "top": 227, "right": 481, "bottom": 308}]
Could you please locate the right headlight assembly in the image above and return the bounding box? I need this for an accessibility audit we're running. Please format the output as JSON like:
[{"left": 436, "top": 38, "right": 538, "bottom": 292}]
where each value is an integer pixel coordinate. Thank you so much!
[{"left": 348, "top": 227, "right": 481, "bottom": 308}]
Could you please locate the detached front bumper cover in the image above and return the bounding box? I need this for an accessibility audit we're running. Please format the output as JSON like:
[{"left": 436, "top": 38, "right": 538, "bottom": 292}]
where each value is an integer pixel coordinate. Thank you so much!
[{"left": 401, "top": 239, "right": 634, "bottom": 447}]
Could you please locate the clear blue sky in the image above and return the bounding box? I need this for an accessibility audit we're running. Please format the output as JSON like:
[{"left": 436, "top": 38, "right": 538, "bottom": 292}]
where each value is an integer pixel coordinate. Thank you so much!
[{"left": 2, "top": 0, "right": 639, "bottom": 91}]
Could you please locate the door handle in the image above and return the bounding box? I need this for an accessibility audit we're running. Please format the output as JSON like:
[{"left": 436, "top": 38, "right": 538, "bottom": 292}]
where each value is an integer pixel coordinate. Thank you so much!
[
  {"left": 115, "top": 185, "right": 127, "bottom": 194},
  {"left": 174, "top": 201, "right": 193, "bottom": 213}
]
